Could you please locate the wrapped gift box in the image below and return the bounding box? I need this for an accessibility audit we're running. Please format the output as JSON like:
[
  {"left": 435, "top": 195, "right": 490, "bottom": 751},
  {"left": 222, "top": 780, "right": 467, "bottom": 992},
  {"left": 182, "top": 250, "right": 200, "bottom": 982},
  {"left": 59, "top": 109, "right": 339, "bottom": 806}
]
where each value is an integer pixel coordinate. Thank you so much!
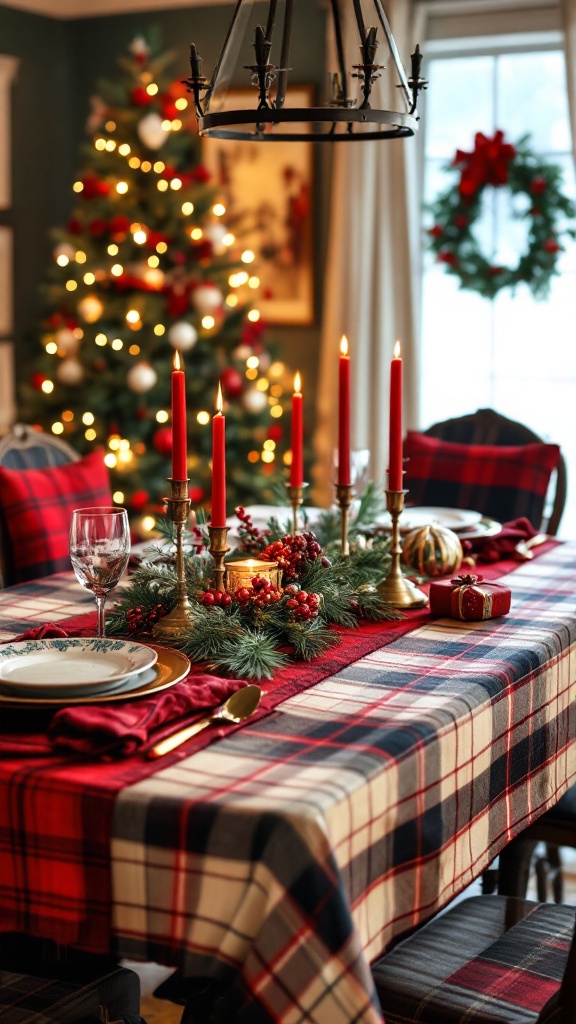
[{"left": 429, "top": 574, "right": 511, "bottom": 621}]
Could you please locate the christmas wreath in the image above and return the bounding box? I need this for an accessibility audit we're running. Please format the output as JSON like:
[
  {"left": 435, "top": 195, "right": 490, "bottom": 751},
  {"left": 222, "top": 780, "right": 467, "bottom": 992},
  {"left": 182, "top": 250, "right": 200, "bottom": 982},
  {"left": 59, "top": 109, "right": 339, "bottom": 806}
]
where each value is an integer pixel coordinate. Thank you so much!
[
  {"left": 427, "top": 131, "right": 576, "bottom": 299},
  {"left": 107, "top": 486, "right": 398, "bottom": 681}
]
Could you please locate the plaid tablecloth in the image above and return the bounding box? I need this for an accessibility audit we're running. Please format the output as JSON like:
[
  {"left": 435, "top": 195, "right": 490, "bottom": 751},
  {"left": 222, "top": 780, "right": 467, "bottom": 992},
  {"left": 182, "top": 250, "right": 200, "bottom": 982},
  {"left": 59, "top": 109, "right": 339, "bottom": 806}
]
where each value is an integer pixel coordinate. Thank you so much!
[{"left": 0, "top": 545, "right": 575, "bottom": 1023}]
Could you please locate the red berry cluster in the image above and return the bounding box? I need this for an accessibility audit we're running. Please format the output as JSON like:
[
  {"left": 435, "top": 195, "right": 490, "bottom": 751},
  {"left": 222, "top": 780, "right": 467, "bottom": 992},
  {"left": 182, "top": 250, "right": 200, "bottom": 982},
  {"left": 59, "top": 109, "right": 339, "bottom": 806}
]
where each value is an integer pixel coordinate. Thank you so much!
[
  {"left": 235, "top": 505, "right": 268, "bottom": 554},
  {"left": 199, "top": 588, "right": 232, "bottom": 608},
  {"left": 125, "top": 603, "right": 167, "bottom": 633},
  {"left": 261, "top": 532, "right": 329, "bottom": 581},
  {"left": 284, "top": 584, "right": 320, "bottom": 621},
  {"left": 234, "top": 576, "right": 283, "bottom": 609}
]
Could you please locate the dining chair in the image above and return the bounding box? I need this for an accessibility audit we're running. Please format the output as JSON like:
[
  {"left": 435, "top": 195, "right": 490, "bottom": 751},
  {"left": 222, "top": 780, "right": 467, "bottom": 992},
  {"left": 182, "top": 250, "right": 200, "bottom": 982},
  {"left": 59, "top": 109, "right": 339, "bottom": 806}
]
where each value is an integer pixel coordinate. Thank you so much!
[
  {"left": 0, "top": 423, "right": 80, "bottom": 588},
  {"left": 407, "top": 409, "right": 573, "bottom": 902},
  {"left": 372, "top": 894, "right": 576, "bottom": 1023},
  {"left": 405, "top": 407, "right": 566, "bottom": 534}
]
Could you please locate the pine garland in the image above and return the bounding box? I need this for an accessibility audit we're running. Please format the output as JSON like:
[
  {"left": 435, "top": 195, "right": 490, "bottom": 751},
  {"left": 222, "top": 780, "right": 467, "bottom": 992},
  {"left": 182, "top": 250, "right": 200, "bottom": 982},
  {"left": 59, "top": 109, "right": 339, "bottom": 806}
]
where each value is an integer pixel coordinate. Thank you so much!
[{"left": 107, "top": 514, "right": 397, "bottom": 680}]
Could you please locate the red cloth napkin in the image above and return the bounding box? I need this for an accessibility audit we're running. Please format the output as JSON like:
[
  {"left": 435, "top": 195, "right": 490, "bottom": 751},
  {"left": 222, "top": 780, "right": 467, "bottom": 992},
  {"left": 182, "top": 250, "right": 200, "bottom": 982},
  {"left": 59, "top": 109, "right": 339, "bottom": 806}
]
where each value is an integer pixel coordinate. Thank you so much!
[
  {"left": 0, "top": 625, "right": 245, "bottom": 759},
  {"left": 465, "top": 516, "right": 539, "bottom": 563}
]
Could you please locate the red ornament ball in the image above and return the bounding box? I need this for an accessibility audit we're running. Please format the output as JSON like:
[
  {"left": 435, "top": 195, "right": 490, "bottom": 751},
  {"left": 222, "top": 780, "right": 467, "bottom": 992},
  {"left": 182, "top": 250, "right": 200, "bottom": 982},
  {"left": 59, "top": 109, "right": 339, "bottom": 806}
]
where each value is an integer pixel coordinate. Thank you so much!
[
  {"left": 267, "top": 424, "right": 283, "bottom": 443},
  {"left": 130, "top": 86, "right": 153, "bottom": 106},
  {"left": 129, "top": 490, "right": 150, "bottom": 511},
  {"left": 152, "top": 426, "right": 173, "bottom": 455},
  {"left": 220, "top": 367, "right": 244, "bottom": 399},
  {"left": 31, "top": 373, "right": 47, "bottom": 390}
]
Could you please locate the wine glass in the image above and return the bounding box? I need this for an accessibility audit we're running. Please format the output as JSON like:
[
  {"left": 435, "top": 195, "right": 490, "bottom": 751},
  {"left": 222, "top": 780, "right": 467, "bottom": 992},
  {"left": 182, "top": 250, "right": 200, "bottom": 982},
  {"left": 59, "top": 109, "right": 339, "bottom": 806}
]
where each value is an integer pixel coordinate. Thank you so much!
[{"left": 70, "top": 507, "right": 130, "bottom": 637}]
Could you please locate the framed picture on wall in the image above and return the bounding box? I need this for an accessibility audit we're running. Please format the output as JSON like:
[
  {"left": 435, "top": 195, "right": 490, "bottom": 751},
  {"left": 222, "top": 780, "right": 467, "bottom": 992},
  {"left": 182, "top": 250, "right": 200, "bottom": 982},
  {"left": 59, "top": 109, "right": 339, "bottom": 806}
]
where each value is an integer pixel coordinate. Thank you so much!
[{"left": 201, "top": 87, "right": 314, "bottom": 326}]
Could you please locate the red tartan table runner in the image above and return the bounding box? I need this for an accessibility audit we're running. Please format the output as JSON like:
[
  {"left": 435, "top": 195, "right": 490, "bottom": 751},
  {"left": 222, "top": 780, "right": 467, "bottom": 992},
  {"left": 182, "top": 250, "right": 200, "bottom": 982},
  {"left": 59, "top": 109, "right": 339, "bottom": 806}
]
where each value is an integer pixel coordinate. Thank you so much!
[{"left": 0, "top": 541, "right": 572, "bottom": 1024}]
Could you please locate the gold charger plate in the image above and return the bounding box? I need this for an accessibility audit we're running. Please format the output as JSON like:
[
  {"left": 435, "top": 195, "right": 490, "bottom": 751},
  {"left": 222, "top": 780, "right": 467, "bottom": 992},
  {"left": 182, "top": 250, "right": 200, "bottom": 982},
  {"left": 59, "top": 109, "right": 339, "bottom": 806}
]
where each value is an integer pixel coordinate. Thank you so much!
[{"left": 0, "top": 644, "right": 190, "bottom": 707}]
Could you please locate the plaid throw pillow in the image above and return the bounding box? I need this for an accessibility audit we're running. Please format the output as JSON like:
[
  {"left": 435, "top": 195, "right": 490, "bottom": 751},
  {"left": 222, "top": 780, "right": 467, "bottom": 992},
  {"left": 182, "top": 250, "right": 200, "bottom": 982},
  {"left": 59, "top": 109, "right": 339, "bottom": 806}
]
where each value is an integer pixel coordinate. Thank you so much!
[
  {"left": 0, "top": 450, "right": 112, "bottom": 584},
  {"left": 403, "top": 431, "right": 560, "bottom": 528}
]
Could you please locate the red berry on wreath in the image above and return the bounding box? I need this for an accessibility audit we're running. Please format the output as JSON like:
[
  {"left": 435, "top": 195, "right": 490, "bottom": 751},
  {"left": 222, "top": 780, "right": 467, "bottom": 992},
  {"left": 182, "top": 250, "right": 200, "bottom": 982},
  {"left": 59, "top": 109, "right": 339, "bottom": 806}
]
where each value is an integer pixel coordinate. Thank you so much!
[
  {"left": 544, "top": 238, "right": 561, "bottom": 253},
  {"left": 530, "top": 176, "right": 547, "bottom": 195},
  {"left": 428, "top": 224, "right": 444, "bottom": 238}
]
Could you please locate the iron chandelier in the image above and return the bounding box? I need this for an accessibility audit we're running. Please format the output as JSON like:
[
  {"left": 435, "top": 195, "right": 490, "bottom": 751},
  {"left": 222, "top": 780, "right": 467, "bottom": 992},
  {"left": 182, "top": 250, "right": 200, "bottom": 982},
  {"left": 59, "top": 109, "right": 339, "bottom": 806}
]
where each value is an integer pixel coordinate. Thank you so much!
[{"left": 184, "top": 0, "right": 426, "bottom": 142}]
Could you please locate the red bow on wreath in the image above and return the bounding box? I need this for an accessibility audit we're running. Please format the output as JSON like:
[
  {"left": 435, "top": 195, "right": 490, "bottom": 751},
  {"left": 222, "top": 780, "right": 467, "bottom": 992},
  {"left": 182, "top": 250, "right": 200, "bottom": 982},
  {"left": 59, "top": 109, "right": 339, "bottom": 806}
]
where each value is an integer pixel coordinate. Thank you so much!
[{"left": 454, "top": 130, "right": 517, "bottom": 198}]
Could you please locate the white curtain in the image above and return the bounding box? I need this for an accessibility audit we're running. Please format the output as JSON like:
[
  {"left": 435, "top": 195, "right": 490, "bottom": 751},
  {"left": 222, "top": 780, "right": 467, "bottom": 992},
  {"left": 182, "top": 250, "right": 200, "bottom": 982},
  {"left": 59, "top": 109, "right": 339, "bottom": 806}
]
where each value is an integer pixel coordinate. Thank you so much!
[
  {"left": 312, "top": 1, "right": 426, "bottom": 506},
  {"left": 561, "top": 0, "right": 576, "bottom": 165}
]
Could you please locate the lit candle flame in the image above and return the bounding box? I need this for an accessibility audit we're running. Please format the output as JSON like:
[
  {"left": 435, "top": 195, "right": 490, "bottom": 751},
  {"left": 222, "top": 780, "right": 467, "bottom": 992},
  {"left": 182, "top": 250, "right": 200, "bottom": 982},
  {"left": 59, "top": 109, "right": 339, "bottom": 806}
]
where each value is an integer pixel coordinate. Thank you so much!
[
  {"left": 394, "top": 340, "right": 401, "bottom": 359},
  {"left": 173, "top": 350, "right": 182, "bottom": 371},
  {"left": 294, "top": 371, "right": 302, "bottom": 394},
  {"left": 216, "top": 381, "right": 223, "bottom": 415},
  {"left": 340, "top": 335, "right": 348, "bottom": 357}
]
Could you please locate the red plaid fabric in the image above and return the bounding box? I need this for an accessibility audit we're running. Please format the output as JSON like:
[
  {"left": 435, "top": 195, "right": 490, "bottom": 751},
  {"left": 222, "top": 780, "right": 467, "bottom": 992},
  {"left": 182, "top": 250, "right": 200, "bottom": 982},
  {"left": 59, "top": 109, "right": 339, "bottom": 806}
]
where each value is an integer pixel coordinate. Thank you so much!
[
  {"left": 403, "top": 431, "right": 560, "bottom": 528},
  {"left": 0, "top": 545, "right": 575, "bottom": 1023},
  {"left": 373, "top": 895, "right": 574, "bottom": 1023},
  {"left": 0, "top": 451, "right": 112, "bottom": 583}
]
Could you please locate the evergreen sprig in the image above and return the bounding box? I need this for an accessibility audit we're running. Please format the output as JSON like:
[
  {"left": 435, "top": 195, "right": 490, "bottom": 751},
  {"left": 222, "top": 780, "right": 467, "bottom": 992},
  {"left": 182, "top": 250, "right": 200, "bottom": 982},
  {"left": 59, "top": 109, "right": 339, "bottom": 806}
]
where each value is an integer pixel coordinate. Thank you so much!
[{"left": 107, "top": 520, "right": 400, "bottom": 680}]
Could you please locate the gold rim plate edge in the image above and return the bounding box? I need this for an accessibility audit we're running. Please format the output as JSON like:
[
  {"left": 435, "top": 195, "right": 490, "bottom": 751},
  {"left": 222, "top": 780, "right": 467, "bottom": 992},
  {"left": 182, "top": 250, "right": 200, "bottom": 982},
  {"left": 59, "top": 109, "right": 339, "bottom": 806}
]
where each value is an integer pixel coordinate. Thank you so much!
[{"left": 0, "top": 644, "right": 191, "bottom": 707}]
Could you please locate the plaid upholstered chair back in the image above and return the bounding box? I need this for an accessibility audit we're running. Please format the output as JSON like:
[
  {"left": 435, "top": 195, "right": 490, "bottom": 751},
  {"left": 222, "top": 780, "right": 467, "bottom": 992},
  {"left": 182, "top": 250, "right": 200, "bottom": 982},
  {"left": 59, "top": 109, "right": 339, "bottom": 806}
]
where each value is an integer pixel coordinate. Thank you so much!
[
  {"left": 423, "top": 408, "right": 566, "bottom": 535},
  {"left": 0, "top": 424, "right": 80, "bottom": 588}
]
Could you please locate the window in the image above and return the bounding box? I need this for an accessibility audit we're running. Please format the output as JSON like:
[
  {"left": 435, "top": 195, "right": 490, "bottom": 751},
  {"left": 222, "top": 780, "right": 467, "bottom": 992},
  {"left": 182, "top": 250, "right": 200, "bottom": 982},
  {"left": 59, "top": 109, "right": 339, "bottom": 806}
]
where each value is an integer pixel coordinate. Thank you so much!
[{"left": 420, "top": 38, "right": 576, "bottom": 536}]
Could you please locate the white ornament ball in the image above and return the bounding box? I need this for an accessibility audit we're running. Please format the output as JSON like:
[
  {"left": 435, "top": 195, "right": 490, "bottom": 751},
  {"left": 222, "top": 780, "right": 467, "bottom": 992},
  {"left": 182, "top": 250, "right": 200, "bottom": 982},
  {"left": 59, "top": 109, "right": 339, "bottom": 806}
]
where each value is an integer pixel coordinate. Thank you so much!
[
  {"left": 56, "top": 358, "right": 84, "bottom": 385},
  {"left": 53, "top": 242, "right": 75, "bottom": 263},
  {"left": 54, "top": 327, "right": 79, "bottom": 355},
  {"left": 203, "top": 224, "right": 228, "bottom": 255},
  {"left": 129, "top": 36, "right": 150, "bottom": 59},
  {"left": 137, "top": 112, "right": 168, "bottom": 151},
  {"left": 192, "top": 284, "right": 223, "bottom": 315},
  {"left": 77, "top": 294, "right": 104, "bottom": 324},
  {"left": 242, "top": 387, "right": 268, "bottom": 414},
  {"left": 233, "top": 344, "right": 252, "bottom": 362},
  {"left": 168, "top": 321, "right": 198, "bottom": 352},
  {"left": 127, "top": 361, "right": 158, "bottom": 393}
]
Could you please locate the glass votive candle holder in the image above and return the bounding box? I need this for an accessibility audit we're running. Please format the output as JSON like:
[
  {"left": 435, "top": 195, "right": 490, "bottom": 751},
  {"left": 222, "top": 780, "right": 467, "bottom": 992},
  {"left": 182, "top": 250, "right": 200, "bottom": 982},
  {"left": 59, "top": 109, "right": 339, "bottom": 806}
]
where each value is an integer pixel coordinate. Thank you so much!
[{"left": 225, "top": 558, "right": 282, "bottom": 594}]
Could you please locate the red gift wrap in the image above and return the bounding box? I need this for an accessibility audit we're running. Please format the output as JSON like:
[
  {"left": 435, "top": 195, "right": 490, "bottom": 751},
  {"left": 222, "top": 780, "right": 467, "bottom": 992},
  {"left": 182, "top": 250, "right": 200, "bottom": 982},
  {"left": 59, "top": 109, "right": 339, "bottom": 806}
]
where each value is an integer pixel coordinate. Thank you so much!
[{"left": 429, "top": 573, "right": 511, "bottom": 621}]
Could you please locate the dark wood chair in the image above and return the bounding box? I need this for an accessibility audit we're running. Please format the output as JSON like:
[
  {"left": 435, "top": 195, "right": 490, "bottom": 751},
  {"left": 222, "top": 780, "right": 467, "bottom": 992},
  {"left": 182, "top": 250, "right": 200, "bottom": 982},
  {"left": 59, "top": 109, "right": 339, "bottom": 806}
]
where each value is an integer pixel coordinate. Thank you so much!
[
  {"left": 0, "top": 423, "right": 79, "bottom": 588},
  {"left": 424, "top": 407, "right": 566, "bottom": 535},
  {"left": 373, "top": 894, "right": 576, "bottom": 1024}
]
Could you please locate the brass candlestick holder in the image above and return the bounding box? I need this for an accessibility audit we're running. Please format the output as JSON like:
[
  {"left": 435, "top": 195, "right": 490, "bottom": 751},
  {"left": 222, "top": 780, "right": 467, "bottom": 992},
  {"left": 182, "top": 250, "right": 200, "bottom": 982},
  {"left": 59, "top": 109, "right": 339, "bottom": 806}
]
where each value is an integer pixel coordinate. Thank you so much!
[
  {"left": 335, "top": 483, "right": 354, "bottom": 557},
  {"left": 286, "top": 482, "right": 309, "bottom": 535},
  {"left": 377, "top": 490, "right": 428, "bottom": 608},
  {"left": 208, "top": 525, "right": 229, "bottom": 593},
  {"left": 154, "top": 478, "right": 194, "bottom": 637}
]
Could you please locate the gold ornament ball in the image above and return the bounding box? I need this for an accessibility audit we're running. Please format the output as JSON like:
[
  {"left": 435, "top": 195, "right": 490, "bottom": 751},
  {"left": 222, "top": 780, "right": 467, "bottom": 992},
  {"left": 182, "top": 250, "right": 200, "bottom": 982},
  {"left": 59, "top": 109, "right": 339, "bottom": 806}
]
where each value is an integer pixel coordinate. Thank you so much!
[{"left": 401, "top": 524, "right": 463, "bottom": 578}]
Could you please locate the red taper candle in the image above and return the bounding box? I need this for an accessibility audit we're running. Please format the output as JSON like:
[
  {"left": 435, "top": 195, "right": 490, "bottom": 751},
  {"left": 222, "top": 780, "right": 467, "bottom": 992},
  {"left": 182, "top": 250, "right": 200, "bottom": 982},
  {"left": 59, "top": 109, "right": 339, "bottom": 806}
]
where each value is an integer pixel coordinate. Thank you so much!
[
  {"left": 211, "top": 381, "right": 226, "bottom": 527},
  {"left": 171, "top": 350, "right": 187, "bottom": 479},
  {"left": 290, "top": 371, "right": 304, "bottom": 487},
  {"left": 388, "top": 340, "right": 403, "bottom": 490},
  {"left": 338, "top": 335, "right": 351, "bottom": 486}
]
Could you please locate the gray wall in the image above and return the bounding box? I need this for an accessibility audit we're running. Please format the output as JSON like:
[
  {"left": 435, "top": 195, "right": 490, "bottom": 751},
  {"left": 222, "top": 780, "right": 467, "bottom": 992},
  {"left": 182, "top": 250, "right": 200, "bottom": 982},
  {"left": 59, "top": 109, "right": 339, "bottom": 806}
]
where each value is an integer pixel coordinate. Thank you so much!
[{"left": 1, "top": 2, "right": 329, "bottom": 403}]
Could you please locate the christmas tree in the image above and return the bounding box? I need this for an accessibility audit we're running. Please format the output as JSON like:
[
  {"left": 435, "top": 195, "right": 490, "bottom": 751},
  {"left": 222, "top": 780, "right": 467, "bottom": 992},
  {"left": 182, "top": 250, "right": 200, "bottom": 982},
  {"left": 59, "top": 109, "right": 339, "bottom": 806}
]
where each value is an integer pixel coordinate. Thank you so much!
[{"left": 19, "top": 35, "right": 293, "bottom": 535}]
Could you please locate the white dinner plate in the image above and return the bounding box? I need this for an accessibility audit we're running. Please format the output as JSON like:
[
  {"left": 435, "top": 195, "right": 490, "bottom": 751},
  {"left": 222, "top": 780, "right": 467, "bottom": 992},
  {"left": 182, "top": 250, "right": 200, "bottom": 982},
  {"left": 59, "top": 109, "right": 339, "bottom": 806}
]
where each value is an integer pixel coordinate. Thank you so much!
[
  {"left": 228, "top": 504, "right": 326, "bottom": 529},
  {"left": 0, "top": 638, "right": 158, "bottom": 695},
  {"left": 376, "top": 506, "right": 483, "bottom": 532}
]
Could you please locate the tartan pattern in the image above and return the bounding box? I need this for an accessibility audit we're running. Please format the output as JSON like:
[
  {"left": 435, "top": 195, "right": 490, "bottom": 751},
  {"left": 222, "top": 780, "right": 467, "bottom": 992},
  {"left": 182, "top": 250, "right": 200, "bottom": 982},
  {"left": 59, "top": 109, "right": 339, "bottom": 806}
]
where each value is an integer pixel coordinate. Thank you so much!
[
  {"left": 372, "top": 895, "right": 575, "bottom": 1023},
  {"left": 0, "top": 545, "right": 575, "bottom": 1023},
  {"left": 403, "top": 431, "right": 560, "bottom": 528},
  {"left": 0, "top": 965, "right": 140, "bottom": 1023},
  {"left": 0, "top": 451, "right": 112, "bottom": 583}
]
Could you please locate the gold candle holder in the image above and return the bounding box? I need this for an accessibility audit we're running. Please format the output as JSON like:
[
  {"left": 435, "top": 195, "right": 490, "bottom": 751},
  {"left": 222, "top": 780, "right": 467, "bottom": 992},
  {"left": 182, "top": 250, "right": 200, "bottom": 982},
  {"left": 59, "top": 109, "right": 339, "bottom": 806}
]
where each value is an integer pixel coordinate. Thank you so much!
[
  {"left": 208, "top": 524, "right": 229, "bottom": 593},
  {"left": 335, "top": 483, "right": 354, "bottom": 558},
  {"left": 286, "top": 482, "right": 309, "bottom": 535},
  {"left": 226, "top": 558, "right": 281, "bottom": 594},
  {"left": 377, "top": 490, "right": 428, "bottom": 608},
  {"left": 154, "top": 478, "right": 195, "bottom": 637}
]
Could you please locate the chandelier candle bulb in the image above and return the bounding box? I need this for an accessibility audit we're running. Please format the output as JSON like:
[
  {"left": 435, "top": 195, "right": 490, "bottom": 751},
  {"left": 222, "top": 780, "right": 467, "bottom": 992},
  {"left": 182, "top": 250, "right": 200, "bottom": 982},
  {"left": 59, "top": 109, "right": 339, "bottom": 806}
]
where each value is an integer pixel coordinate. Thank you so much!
[
  {"left": 338, "top": 336, "right": 351, "bottom": 487},
  {"left": 211, "top": 381, "right": 226, "bottom": 527},
  {"left": 388, "top": 341, "right": 403, "bottom": 491},
  {"left": 290, "top": 372, "right": 304, "bottom": 488},
  {"left": 171, "top": 350, "right": 187, "bottom": 480}
]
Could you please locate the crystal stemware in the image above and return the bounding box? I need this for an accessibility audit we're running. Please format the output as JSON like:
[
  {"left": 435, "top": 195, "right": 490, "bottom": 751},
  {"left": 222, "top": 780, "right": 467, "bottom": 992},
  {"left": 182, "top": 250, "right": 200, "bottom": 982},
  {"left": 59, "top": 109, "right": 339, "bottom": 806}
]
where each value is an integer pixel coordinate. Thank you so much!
[{"left": 69, "top": 507, "right": 130, "bottom": 637}]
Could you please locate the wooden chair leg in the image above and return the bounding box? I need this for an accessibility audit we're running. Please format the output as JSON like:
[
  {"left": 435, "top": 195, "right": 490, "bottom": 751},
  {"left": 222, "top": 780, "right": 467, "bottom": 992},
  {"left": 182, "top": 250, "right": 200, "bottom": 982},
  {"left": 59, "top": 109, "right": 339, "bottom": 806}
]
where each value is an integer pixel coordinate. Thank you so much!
[{"left": 497, "top": 838, "right": 538, "bottom": 898}]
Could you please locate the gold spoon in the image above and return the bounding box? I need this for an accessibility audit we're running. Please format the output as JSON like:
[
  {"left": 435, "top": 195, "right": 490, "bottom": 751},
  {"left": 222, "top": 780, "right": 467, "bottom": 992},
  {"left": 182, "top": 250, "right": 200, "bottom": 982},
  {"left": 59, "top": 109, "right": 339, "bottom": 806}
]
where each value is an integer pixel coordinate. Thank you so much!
[{"left": 147, "top": 684, "right": 262, "bottom": 759}]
